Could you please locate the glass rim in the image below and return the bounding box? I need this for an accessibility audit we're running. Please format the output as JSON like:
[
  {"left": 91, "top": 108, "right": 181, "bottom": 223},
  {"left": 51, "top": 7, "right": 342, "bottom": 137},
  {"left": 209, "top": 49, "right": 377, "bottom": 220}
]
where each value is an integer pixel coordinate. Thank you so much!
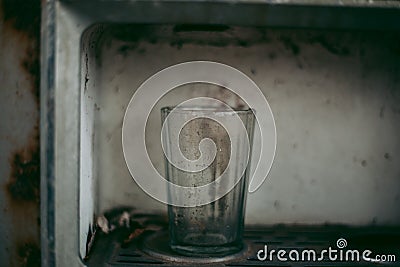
[{"left": 161, "top": 106, "right": 253, "bottom": 114}]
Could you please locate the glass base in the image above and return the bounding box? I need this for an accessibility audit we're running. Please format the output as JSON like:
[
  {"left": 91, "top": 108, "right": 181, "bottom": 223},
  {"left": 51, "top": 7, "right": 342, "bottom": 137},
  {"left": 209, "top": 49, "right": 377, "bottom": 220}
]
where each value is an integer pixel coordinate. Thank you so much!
[
  {"left": 171, "top": 243, "right": 243, "bottom": 257},
  {"left": 142, "top": 230, "right": 247, "bottom": 263},
  {"left": 171, "top": 233, "right": 243, "bottom": 257}
]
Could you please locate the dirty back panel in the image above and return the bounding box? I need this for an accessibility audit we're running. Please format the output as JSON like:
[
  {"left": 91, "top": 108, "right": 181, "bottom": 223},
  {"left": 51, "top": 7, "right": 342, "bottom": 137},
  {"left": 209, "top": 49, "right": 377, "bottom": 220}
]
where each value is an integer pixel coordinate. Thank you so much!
[{"left": 82, "top": 24, "right": 400, "bottom": 240}]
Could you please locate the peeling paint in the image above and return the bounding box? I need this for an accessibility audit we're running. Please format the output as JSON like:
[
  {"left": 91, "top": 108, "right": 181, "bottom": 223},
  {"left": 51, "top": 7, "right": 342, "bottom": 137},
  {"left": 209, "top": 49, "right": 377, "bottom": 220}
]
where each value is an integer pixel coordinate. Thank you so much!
[{"left": 84, "top": 52, "right": 89, "bottom": 92}]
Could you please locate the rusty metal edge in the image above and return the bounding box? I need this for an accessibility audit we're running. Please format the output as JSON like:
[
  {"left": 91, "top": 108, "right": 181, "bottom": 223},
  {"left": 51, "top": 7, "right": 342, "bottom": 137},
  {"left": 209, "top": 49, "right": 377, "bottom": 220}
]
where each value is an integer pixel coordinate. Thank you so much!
[
  {"left": 60, "top": 0, "right": 400, "bottom": 8},
  {"left": 41, "top": 0, "right": 56, "bottom": 266},
  {"left": 59, "top": 0, "right": 400, "bottom": 31}
]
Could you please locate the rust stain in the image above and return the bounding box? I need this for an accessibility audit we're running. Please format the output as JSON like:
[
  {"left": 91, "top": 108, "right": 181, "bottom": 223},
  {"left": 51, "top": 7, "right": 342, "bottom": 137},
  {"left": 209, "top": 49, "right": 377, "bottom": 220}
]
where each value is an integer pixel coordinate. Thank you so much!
[
  {"left": 2, "top": 0, "right": 41, "bottom": 106},
  {"left": 21, "top": 44, "right": 40, "bottom": 106},
  {"left": 6, "top": 130, "right": 40, "bottom": 203},
  {"left": 2, "top": 0, "right": 40, "bottom": 37},
  {"left": 1, "top": 0, "right": 42, "bottom": 265},
  {"left": 123, "top": 228, "right": 145, "bottom": 245},
  {"left": 3, "top": 126, "right": 41, "bottom": 266},
  {"left": 17, "top": 241, "right": 41, "bottom": 267}
]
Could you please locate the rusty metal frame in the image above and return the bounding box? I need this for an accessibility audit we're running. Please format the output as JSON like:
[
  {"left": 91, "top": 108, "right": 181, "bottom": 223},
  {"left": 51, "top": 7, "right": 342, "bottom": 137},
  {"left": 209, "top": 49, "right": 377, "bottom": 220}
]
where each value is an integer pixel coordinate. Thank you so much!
[
  {"left": 41, "top": 0, "right": 56, "bottom": 266},
  {"left": 41, "top": 0, "right": 400, "bottom": 266}
]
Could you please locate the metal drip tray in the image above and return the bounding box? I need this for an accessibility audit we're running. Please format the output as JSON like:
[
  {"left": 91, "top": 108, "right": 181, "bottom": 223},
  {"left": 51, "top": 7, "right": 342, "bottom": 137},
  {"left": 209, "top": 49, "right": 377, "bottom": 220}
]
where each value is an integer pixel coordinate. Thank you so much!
[{"left": 86, "top": 218, "right": 400, "bottom": 267}]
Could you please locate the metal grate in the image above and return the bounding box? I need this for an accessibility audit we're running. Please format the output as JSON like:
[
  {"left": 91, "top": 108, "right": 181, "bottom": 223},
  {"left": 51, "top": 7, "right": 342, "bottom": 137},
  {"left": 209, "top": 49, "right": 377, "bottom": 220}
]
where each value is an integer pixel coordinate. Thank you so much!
[{"left": 87, "top": 224, "right": 400, "bottom": 267}]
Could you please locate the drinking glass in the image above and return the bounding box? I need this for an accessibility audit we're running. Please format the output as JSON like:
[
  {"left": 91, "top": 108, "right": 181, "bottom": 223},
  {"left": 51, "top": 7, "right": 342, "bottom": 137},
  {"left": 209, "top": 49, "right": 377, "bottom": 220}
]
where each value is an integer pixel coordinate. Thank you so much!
[{"left": 161, "top": 106, "right": 255, "bottom": 256}]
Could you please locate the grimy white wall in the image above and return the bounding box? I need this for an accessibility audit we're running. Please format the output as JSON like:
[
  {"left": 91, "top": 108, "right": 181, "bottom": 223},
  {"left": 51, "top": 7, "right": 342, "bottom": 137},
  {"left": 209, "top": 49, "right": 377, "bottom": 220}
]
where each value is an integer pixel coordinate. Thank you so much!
[{"left": 84, "top": 25, "right": 400, "bottom": 226}]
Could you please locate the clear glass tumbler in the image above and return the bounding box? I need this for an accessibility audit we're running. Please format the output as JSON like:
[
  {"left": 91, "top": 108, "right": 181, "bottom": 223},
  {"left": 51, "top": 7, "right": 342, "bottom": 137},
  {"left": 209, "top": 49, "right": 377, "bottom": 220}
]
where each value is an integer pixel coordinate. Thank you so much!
[{"left": 161, "top": 106, "right": 255, "bottom": 257}]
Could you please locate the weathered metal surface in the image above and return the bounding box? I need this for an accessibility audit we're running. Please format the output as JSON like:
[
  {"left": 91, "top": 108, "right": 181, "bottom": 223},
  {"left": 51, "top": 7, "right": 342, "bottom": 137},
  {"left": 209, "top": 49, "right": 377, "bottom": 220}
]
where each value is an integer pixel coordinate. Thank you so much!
[
  {"left": 60, "top": 0, "right": 400, "bottom": 30},
  {"left": 44, "top": 1, "right": 400, "bottom": 266},
  {"left": 86, "top": 214, "right": 400, "bottom": 266},
  {"left": 0, "top": 0, "right": 41, "bottom": 266},
  {"left": 80, "top": 24, "right": 105, "bottom": 260},
  {"left": 40, "top": 1, "right": 56, "bottom": 266}
]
